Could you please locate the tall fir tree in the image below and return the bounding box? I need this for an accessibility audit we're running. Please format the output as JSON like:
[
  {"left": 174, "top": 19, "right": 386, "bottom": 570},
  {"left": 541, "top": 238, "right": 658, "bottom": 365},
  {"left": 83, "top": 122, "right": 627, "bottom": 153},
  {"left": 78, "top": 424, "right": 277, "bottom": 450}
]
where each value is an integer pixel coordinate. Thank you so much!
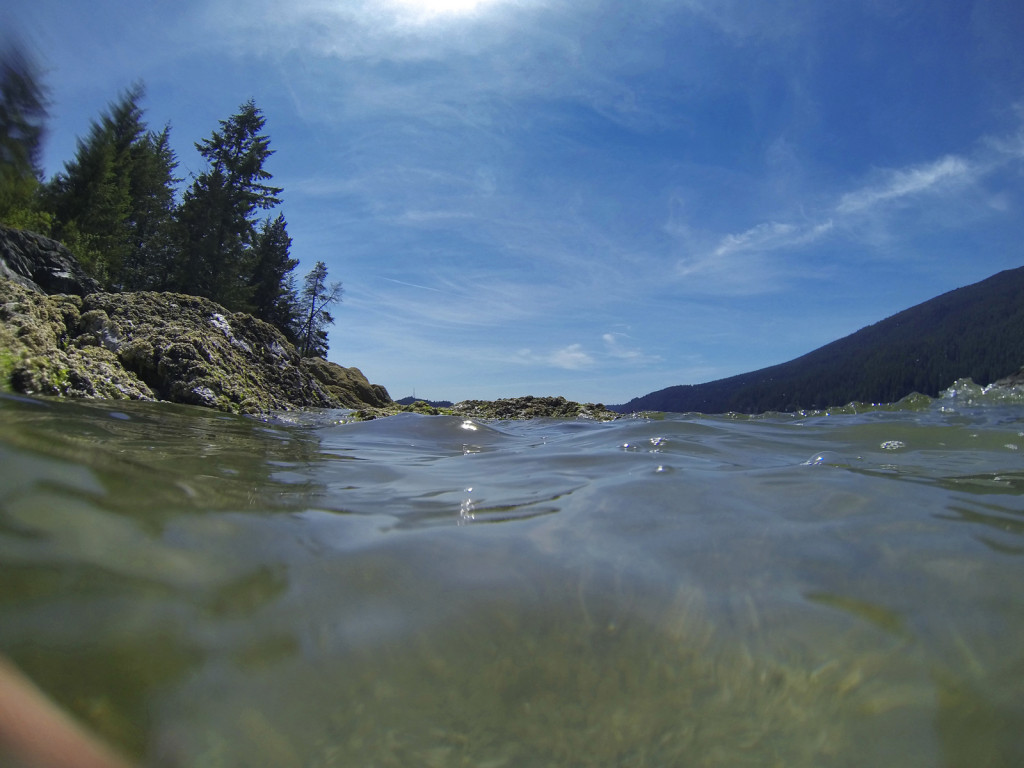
[
  {"left": 44, "top": 84, "right": 145, "bottom": 283},
  {"left": 173, "top": 99, "right": 282, "bottom": 310},
  {"left": 0, "top": 39, "right": 50, "bottom": 230},
  {"left": 295, "top": 260, "right": 342, "bottom": 358},
  {"left": 120, "top": 124, "right": 179, "bottom": 290},
  {"left": 42, "top": 83, "right": 177, "bottom": 288},
  {"left": 249, "top": 213, "right": 299, "bottom": 333}
]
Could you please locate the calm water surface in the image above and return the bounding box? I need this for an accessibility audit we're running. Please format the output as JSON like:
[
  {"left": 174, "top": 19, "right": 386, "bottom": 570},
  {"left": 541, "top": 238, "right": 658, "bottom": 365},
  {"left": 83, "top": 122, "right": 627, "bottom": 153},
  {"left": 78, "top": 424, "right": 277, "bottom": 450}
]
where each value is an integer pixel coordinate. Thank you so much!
[{"left": 1, "top": 385, "right": 1023, "bottom": 766}]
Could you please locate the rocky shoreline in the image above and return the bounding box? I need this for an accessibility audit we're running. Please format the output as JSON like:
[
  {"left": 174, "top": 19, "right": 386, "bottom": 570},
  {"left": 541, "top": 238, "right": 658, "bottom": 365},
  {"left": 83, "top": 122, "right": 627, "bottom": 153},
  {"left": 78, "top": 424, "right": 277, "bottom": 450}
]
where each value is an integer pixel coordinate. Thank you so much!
[
  {"left": 0, "top": 277, "right": 393, "bottom": 414},
  {"left": 357, "top": 395, "right": 621, "bottom": 421},
  {"left": 0, "top": 225, "right": 619, "bottom": 421}
]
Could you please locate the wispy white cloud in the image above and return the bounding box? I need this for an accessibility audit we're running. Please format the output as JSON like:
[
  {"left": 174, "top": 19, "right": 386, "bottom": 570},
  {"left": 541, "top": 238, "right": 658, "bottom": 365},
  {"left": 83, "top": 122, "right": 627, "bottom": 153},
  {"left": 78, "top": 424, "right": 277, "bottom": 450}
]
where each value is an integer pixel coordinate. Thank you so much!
[
  {"left": 378, "top": 276, "right": 445, "bottom": 292},
  {"left": 835, "top": 155, "right": 973, "bottom": 214},
  {"left": 672, "top": 218, "right": 833, "bottom": 295},
  {"left": 516, "top": 343, "right": 595, "bottom": 370},
  {"left": 672, "top": 117, "right": 1024, "bottom": 297},
  {"left": 602, "top": 332, "right": 661, "bottom": 364},
  {"left": 346, "top": 275, "right": 546, "bottom": 331},
  {"left": 708, "top": 219, "right": 834, "bottom": 259}
]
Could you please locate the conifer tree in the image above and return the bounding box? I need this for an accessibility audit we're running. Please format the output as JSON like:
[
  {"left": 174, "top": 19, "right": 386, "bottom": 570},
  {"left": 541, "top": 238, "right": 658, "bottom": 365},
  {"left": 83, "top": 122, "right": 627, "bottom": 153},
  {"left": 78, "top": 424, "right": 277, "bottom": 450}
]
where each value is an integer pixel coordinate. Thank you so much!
[
  {"left": 250, "top": 213, "right": 299, "bottom": 333},
  {"left": 295, "top": 260, "right": 342, "bottom": 358},
  {"left": 43, "top": 84, "right": 177, "bottom": 288},
  {"left": 44, "top": 84, "right": 145, "bottom": 283},
  {"left": 173, "top": 100, "right": 282, "bottom": 310},
  {"left": 0, "top": 39, "right": 50, "bottom": 230},
  {"left": 120, "top": 124, "right": 179, "bottom": 290}
]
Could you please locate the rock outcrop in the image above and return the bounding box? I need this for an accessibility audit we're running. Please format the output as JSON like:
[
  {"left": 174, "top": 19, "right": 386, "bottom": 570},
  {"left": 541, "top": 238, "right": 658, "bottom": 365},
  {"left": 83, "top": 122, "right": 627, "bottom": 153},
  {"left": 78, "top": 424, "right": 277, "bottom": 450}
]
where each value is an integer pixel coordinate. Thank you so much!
[
  {"left": 353, "top": 395, "right": 621, "bottom": 421},
  {"left": 0, "top": 225, "right": 101, "bottom": 296},
  {"left": 453, "top": 395, "right": 618, "bottom": 420},
  {"left": 0, "top": 226, "right": 391, "bottom": 414},
  {"left": 0, "top": 226, "right": 616, "bottom": 421},
  {"left": 0, "top": 277, "right": 391, "bottom": 414}
]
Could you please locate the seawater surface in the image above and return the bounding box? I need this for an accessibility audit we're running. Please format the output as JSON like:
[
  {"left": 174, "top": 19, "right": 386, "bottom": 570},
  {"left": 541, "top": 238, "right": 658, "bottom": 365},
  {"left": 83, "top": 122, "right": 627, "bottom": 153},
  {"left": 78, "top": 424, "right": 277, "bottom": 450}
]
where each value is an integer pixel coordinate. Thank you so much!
[{"left": 1, "top": 387, "right": 1023, "bottom": 766}]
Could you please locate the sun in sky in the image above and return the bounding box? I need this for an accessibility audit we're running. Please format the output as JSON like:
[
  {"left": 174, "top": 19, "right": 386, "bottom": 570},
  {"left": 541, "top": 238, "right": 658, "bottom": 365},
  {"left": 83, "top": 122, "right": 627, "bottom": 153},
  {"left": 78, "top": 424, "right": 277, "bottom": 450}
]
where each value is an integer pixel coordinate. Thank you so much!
[{"left": 387, "top": 0, "right": 498, "bottom": 20}]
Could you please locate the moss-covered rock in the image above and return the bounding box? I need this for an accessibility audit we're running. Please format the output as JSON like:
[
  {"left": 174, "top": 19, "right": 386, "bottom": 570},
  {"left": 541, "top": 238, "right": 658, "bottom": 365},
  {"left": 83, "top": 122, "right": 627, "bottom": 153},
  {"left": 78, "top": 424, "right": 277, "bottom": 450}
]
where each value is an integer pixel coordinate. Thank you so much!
[
  {"left": 453, "top": 395, "right": 619, "bottom": 420},
  {"left": 353, "top": 395, "right": 621, "bottom": 421},
  {"left": 300, "top": 356, "right": 391, "bottom": 408},
  {"left": 0, "top": 277, "right": 391, "bottom": 414}
]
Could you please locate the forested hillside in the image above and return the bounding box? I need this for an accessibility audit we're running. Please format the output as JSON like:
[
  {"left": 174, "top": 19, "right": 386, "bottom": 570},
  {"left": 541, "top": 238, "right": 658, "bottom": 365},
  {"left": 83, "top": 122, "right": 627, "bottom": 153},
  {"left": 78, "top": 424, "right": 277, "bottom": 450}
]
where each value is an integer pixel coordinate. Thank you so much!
[{"left": 615, "top": 266, "right": 1024, "bottom": 414}]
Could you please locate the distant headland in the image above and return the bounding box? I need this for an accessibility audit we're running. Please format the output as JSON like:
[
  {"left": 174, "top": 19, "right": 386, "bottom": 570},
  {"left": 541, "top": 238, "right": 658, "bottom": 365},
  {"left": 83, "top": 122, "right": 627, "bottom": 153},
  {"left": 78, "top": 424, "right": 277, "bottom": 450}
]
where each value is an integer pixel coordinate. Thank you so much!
[{"left": 612, "top": 267, "right": 1024, "bottom": 414}]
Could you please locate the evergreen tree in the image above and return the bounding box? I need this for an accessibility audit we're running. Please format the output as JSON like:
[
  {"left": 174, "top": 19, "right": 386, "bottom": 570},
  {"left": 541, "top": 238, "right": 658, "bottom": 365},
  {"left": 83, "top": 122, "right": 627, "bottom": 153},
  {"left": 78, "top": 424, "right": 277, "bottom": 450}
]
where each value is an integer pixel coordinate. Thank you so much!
[
  {"left": 0, "top": 39, "right": 50, "bottom": 230},
  {"left": 173, "top": 99, "right": 282, "bottom": 310},
  {"left": 249, "top": 213, "right": 299, "bottom": 333},
  {"left": 295, "top": 260, "right": 342, "bottom": 358},
  {"left": 43, "top": 83, "right": 177, "bottom": 288},
  {"left": 44, "top": 84, "right": 145, "bottom": 282},
  {"left": 120, "top": 123, "right": 179, "bottom": 290}
]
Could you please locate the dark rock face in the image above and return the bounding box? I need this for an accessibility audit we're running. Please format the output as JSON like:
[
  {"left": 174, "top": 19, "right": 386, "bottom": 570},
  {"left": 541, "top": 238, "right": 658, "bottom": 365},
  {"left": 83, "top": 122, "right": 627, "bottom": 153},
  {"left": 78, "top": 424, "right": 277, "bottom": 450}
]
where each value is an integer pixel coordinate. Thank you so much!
[
  {"left": 0, "top": 225, "right": 101, "bottom": 296},
  {"left": 996, "top": 368, "right": 1024, "bottom": 387},
  {"left": 0, "top": 277, "right": 391, "bottom": 414}
]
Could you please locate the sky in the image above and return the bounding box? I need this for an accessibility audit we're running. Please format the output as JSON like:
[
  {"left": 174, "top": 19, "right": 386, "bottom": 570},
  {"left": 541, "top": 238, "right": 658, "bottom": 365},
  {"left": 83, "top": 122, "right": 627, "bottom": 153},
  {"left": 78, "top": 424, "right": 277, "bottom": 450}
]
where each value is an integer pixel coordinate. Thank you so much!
[{"left": 4, "top": 0, "right": 1024, "bottom": 404}]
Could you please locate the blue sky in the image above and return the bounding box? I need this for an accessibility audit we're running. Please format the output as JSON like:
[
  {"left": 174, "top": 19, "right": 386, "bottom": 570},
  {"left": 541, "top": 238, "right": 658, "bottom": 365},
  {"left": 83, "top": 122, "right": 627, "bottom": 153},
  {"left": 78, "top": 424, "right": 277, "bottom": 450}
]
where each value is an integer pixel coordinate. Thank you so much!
[{"left": 6, "top": 0, "right": 1024, "bottom": 404}]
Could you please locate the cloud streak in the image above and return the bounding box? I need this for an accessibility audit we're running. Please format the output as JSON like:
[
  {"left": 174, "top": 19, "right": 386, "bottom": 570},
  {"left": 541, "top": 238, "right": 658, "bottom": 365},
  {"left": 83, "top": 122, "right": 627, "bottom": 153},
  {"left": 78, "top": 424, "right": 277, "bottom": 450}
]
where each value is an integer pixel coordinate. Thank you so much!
[
  {"left": 602, "top": 332, "right": 661, "bottom": 364},
  {"left": 836, "top": 155, "right": 973, "bottom": 214},
  {"left": 516, "top": 343, "right": 595, "bottom": 370},
  {"left": 675, "top": 119, "right": 1024, "bottom": 296}
]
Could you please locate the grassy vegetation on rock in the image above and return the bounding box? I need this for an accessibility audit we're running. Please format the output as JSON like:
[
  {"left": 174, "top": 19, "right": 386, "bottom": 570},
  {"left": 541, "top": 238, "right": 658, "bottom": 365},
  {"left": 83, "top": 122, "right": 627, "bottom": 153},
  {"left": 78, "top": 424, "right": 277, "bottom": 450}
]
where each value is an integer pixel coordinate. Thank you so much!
[
  {"left": 355, "top": 395, "right": 622, "bottom": 421},
  {"left": 0, "top": 277, "right": 390, "bottom": 414}
]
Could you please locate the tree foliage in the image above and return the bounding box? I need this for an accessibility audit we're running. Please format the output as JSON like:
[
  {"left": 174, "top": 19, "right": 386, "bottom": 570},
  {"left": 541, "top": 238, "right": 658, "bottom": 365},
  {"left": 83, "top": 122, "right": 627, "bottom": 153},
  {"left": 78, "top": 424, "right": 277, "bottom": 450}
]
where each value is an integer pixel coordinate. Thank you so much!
[
  {"left": 120, "top": 124, "right": 179, "bottom": 290},
  {"left": 295, "top": 260, "right": 342, "bottom": 358},
  {"left": 173, "top": 99, "right": 282, "bottom": 310},
  {"left": 250, "top": 213, "right": 299, "bottom": 333},
  {"left": 43, "top": 84, "right": 179, "bottom": 288},
  {"left": 8, "top": 79, "right": 325, "bottom": 348},
  {"left": 0, "top": 38, "right": 49, "bottom": 230}
]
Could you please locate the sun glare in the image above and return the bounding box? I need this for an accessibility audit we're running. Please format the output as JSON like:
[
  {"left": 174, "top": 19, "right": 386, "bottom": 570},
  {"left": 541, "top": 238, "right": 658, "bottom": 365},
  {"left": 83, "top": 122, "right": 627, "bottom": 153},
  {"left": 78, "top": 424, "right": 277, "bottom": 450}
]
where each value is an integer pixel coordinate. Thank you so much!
[{"left": 388, "top": 0, "right": 496, "bottom": 19}]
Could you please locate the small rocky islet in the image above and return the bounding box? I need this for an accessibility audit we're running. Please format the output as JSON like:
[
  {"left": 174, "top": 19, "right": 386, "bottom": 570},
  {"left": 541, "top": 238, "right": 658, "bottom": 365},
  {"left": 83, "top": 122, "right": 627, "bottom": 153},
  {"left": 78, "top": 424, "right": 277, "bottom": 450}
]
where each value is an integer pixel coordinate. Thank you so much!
[{"left": 0, "top": 225, "right": 619, "bottom": 421}]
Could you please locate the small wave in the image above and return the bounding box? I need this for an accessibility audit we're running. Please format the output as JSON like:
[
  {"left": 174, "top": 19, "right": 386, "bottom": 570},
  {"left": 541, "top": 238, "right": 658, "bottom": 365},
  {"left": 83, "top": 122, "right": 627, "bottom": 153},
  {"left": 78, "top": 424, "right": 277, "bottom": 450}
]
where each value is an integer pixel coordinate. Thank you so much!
[{"left": 939, "top": 377, "right": 1024, "bottom": 407}]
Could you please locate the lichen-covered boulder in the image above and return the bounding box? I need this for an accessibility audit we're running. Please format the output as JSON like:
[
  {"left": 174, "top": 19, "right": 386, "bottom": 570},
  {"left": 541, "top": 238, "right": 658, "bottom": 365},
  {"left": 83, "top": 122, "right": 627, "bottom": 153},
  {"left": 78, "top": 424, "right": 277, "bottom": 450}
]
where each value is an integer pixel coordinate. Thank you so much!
[
  {"left": 0, "top": 277, "right": 392, "bottom": 414},
  {"left": 453, "top": 395, "right": 617, "bottom": 420},
  {"left": 300, "top": 356, "right": 391, "bottom": 408},
  {"left": 77, "top": 291, "right": 339, "bottom": 413},
  {"left": 0, "top": 280, "right": 156, "bottom": 400}
]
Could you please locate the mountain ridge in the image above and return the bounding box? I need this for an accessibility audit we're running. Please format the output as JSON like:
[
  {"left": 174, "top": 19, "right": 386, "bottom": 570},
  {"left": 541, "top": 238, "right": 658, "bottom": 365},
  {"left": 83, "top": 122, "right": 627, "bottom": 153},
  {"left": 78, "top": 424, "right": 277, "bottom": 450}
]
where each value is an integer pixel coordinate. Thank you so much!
[{"left": 613, "top": 267, "right": 1024, "bottom": 414}]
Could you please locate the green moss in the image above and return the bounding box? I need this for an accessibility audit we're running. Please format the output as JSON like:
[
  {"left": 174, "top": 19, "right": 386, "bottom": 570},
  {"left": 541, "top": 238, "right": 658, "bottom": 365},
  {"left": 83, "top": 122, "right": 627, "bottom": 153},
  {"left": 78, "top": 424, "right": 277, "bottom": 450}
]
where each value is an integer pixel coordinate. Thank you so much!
[
  {"left": 0, "top": 348, "right": 18, "bottom": 390},
  {"left": 50, "top": 365, "right": 70, "bottom": 392}
]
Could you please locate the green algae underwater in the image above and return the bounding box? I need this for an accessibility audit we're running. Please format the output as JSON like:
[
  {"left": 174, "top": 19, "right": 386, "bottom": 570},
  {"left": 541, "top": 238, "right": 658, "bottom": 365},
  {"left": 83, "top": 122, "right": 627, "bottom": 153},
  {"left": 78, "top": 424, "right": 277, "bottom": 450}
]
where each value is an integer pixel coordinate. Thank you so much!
[{"left": 1, "top": 384, "right": 1023, "bottom": 766}]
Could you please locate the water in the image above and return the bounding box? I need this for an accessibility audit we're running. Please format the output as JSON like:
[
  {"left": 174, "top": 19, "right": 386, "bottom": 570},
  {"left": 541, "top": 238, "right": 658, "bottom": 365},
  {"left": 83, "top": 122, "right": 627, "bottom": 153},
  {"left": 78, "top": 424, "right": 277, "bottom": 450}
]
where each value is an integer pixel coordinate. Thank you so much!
[{"left": 1, "top": 384, "right": 1023, "bottom": 767}]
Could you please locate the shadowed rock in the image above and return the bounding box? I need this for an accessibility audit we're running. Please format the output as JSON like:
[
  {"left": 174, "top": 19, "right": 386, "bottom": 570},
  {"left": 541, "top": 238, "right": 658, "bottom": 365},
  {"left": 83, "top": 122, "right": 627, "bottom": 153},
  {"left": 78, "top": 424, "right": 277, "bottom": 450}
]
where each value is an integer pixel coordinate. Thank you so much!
[{"left": 0, "top": 224, "right": 101, "bottom": 296}]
